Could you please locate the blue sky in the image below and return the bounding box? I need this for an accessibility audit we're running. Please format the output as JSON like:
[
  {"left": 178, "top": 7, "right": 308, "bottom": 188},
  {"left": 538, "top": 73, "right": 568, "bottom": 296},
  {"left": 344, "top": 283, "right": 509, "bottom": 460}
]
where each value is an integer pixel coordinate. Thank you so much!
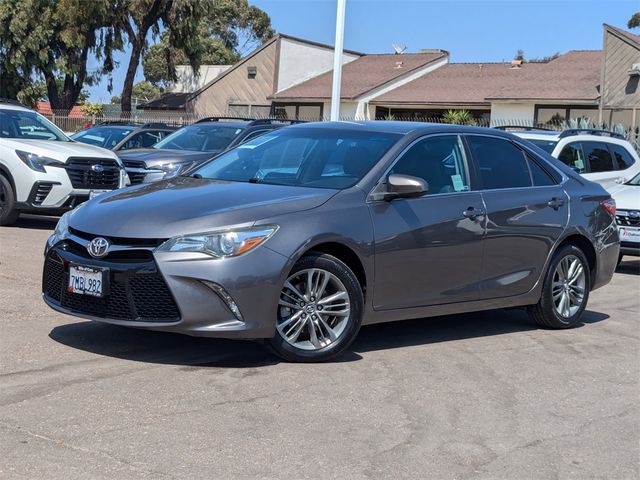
[{"left": 87, "top": 0, "right": 638, "bottom": 101}]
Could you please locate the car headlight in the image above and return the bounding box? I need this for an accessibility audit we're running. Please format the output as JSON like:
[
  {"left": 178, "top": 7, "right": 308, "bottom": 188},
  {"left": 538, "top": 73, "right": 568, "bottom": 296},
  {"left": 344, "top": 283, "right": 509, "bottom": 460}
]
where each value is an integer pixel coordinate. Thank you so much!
[
  {"left": 162, "top": 160, "right": 200, "bottom": 179},
  {"left": 47, "top": 210, "right": 72, "bottom": 249},
  {"left": 16, "top": 150, "right": 62, "bottom": 173},
  {"left": 156, "top": 226, "right": 278, "bottom": 258}
]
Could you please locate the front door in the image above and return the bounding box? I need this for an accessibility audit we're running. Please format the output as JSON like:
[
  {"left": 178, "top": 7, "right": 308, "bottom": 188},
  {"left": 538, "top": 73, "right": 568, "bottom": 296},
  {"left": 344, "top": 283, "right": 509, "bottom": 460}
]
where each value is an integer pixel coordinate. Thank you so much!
[{"left": 369, "top": 134, "right": 486, "bottom": 310}]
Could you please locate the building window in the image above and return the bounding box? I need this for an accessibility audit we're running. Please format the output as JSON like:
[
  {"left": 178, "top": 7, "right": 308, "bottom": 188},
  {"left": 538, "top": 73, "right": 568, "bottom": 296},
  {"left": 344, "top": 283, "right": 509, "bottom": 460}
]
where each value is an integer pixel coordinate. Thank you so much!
[
  {"left": 270, "top": 103, "right": 323, "bottom": 121},
  {"left": 534, "top": 105, "right": 598, "bottom": 126}
]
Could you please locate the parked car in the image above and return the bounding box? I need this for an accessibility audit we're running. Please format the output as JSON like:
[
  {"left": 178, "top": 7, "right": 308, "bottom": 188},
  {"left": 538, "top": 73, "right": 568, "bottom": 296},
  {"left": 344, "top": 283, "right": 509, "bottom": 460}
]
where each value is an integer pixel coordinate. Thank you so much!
[
  {"left": 609, "top": 171, "right": 640, "bottom": 263},
  {"left": 118, "top": 117, "right": 300, "bottom": 185},
  {"left": 0, "top": 99, "right": 129, "bottom": 226},
  {"left": 506, "top": 127, "right": 640, "bottom": 190},
  {"left": 42, "top": 122, "right": 619, "bottom": 362},
  {"left": 71, "top": 121, "right": 176, "bottom": 151}
]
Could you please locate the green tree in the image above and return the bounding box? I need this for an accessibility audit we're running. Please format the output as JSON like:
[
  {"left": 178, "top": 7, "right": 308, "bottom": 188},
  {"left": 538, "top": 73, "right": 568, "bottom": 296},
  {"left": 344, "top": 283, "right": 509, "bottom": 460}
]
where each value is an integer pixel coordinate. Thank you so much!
[
  {"left": 0, "top": 0, "right": 120, "bottom": 114},
  {"left": 629, "top": 12, "right": 640, "bottom": 29},
  {"left": 17, "top": 80, "right": 89, "bottom": 108},
  {"left": 114, "top": 0, "right": 274, "bottom": 113},
  {"left": 514, "top": 49, "right": 525, "bottom": 61}
]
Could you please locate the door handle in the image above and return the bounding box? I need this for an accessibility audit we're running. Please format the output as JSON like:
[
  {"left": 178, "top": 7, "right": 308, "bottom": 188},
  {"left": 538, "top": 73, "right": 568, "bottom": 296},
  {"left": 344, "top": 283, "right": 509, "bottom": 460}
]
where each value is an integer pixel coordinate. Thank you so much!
[
  {"left": 462, "top": 206, "right": 486, "bottom": 220},
  {"left": 547, "top": 197, "right": 565, "bottom": 210}
]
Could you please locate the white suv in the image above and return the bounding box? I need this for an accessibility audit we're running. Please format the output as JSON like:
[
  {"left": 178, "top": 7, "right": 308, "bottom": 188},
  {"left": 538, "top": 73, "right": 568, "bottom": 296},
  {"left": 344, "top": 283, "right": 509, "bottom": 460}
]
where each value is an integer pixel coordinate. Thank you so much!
[
  {"left": 0, "top": 100, "right": 129, "bottom": 225},
  {"left": 509, "top": 128, "right": 640, "bottom": 191}
]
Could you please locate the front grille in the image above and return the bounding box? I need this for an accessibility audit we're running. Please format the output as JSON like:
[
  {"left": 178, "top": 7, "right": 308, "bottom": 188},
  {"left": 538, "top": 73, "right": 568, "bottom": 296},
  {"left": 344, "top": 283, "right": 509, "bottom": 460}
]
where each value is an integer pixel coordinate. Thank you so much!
[
  {"left": 122, "top": 159, "right": 146, "bottom": 169},
  {"left": 68, "top": 227, "right": 165, "bottom": 248},
  {"left": 122, "top": 159, "right": 147, "bottom": 185},
  {"left": 64, "top": 158, "right": 120, "bottom": 189},
  {"left": 616, "top": 211, "right": 640, "bottom": 227},
  {"left": 127, "top": 172, "right": 147, "bottom": 185},
  {"left": 33, "top": 182, "right": 54, "bottom": 205},
  {"left": 43, "top": 250, "right": 180, "bottom": 323}
]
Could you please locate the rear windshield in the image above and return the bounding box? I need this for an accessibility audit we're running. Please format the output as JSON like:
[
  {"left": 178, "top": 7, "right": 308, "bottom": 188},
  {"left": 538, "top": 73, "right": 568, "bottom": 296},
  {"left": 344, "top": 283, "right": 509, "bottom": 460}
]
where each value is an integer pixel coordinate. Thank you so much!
[
  {"left": 154, "top": 124, "right": 243, "bottom": 152},
  {"left": 72, "top": 127, "right": 134, "bottom": 148},
  {"left": 527, "top": 138, "right": 558, "bottom": 154},
  {"left": 192, "top": 128, "right": 401, "bottom": 189}
]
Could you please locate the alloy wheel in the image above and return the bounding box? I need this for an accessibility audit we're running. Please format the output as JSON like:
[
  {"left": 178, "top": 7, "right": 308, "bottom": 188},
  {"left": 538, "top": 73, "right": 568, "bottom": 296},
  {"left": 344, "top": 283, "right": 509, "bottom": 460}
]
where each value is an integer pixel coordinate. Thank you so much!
[
  {"left": 552, "top": 254, "right": 586, "bottom": 318},
  {"left": 277, "top": 268, "right": 351, "bottom": 350}
]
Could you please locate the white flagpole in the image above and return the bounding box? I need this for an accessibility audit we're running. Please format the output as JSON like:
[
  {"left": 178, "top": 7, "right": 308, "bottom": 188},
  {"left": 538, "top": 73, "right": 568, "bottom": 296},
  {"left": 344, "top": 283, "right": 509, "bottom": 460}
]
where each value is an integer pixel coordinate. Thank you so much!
[{"left": 330, "top": 0, "right": 346, "bottom": 121}]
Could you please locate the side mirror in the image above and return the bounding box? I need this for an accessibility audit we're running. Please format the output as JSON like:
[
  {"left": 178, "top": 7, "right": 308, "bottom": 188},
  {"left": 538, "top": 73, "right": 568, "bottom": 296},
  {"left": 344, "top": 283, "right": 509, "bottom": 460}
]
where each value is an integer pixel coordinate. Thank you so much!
[{"left": 384, "top": 174, "right": 428, "bottom": 200}]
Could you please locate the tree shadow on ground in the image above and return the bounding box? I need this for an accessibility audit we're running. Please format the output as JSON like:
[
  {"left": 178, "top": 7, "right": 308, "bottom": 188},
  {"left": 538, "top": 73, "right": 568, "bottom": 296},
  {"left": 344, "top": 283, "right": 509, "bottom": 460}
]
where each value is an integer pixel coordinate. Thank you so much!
[
  {"left": 49, "top": 308, "right": 608, "bottom": 368},
  {"left": 11, "top": 214, "right": 58, "bottom": 231}
]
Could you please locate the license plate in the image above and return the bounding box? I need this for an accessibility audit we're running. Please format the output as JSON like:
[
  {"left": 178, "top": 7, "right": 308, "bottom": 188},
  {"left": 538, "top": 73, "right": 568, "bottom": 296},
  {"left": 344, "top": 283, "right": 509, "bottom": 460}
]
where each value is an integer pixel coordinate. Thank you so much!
[
  {"left": 89, "top": 189, "right": 110, "bottom": 199},
  {"left": 619, "top": 226, "right": 640, "bottom": 243},
  {"left": 68, "top": 264, "right": 107, "bottom": 297}
]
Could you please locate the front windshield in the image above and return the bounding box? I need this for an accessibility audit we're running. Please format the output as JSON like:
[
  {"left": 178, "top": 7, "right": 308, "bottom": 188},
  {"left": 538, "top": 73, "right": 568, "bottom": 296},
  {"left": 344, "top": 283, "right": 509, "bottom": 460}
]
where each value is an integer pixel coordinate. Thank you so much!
[
  {"left": 0, "top": 109, "right": 69, "bottom": 141},
  {"left": 72, "top": 126, "right": 134, "bottom": 148},
  {"left": 154, "top": 124, "right": 243, "bottom": 152},
  {"left": 192, "top": 128, "right": 401, "bottom": 189},
  {"left": 626, "top": 171, "right": 640, "bottom": 185},
  {"left": 528, "top": 138, "right": 558, "bottom": 154}
]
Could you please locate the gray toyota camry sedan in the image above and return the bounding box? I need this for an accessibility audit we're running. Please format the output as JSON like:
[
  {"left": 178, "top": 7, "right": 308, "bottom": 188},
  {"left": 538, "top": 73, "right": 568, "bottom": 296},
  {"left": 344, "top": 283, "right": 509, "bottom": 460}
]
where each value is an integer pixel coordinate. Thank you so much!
[{"left": 42, "top": 122, "right": 620, "bottom": 362}]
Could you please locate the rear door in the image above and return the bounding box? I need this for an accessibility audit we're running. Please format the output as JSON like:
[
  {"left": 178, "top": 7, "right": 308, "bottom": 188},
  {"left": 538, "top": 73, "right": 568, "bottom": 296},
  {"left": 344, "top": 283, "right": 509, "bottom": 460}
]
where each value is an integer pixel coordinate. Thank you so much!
[
  {"left": 465, "top": 134, "right": 569, "bottom": 299},
  {"left": 369, "top": 134, "right": 486, "bottom": 310}
]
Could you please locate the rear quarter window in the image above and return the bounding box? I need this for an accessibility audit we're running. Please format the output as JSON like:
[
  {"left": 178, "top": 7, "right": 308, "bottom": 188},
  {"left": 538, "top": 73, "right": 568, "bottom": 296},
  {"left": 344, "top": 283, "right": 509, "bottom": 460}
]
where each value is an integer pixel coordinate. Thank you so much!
[
  {"left": 608, "top": 144, "right": 636, "bottom": 170},
  {"left": 558, "top": 142, "right": 586, "bottom": 173}
]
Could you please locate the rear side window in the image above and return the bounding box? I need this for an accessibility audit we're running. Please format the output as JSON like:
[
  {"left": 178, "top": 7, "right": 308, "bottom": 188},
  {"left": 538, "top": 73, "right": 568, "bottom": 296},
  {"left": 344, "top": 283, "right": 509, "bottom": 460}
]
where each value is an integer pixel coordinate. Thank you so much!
[
  {"left": 609, "top": 144, "right": 635, "bottom": 170},
  {"left": 583, "top": 142, "right": 614, "bottom": 173},
  {"left": 558, "top": 142, "right": 586, "bottom": 173},
  {"left": 466, "top": 135, "right": 531, "bottom": 189}
]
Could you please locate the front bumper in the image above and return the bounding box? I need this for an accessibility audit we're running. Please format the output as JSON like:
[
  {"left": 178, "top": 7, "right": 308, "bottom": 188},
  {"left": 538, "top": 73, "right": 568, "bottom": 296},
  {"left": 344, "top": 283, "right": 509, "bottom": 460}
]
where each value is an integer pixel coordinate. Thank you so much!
[
  {"left": 42, "top": 234, "right": 289, "bottom": 339},
  {"left": 620, "top": 241, "right": 640, "bottom": 257}
]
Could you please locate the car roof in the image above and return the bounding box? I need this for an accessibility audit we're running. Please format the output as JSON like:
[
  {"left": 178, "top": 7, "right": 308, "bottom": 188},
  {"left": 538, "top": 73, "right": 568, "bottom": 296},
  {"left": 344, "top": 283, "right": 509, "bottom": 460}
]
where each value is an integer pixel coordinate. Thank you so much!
[
  {"left": 286, "top": 120, "right": 526, "bottom": 138},
  {"left": 0, "top": 103, "right": 34, "bottom": 113}
]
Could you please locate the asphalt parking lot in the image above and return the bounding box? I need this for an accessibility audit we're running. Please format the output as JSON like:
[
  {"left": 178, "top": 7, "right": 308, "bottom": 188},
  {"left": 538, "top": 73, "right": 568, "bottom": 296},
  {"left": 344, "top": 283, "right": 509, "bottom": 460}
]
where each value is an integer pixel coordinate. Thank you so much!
[{"left": 0, "top": 215, "right": 638, "bottom": 480}]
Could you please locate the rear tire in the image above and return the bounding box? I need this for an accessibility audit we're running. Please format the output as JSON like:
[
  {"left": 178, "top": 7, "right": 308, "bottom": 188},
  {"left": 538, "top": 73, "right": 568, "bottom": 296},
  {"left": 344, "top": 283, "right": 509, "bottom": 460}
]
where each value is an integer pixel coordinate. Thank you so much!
[
  {"left": 616, "top": 254, "right": 623, "bottom": 268},
  {"left": 266, "top": 253, "right": 363, "bottom": 362},
  {"left": 528, "top": 244, "right": 590, "bottom": 329},
  {"left": 0, "top": 175, "right": 19, "bottom": 226}
]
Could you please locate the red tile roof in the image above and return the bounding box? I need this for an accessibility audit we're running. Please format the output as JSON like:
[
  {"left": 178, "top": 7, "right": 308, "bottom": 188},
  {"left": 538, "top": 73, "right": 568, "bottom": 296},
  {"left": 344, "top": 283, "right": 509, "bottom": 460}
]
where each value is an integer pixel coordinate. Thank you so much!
[
  {"left": 271, "top": 52, "right": 447, "bottom": 100},
  {"left": 373, "top": 51, "right": 602, "bottom": 105},
  {"left": 36, "top": 102, "right": 85, "bottom": 118}
]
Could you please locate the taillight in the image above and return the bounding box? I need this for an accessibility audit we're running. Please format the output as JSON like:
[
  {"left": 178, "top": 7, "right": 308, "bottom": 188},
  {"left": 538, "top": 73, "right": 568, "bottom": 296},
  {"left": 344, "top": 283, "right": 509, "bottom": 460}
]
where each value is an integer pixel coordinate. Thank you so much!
[{"left": 600, "top": 198, "right": 616, "bottom": 218}]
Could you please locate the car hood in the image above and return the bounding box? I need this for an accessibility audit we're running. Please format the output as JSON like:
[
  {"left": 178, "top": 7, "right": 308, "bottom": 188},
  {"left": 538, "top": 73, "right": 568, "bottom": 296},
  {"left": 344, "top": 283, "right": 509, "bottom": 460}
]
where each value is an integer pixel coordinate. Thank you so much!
[
  {"left": 69, "top": 177, "right": 338, "bottom": 239},
  {"left": 611, "top": 184, "right": 640, "bottom": 211},
  {"left": 117, "top": 148, "right": 218, "bottom": 168},
  {"left": 1, "top": 138, "right": 120, "bottom": 163}
]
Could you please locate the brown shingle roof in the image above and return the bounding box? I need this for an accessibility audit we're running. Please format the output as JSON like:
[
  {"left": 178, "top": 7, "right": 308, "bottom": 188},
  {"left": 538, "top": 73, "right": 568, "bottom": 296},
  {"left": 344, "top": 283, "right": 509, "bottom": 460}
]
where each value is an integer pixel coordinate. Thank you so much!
[
  {"left": 270, "top": 52, "right": 447, "bottom": 100},
  {"left": 373, "top": 51, "right": 602, "bottom": 105}
]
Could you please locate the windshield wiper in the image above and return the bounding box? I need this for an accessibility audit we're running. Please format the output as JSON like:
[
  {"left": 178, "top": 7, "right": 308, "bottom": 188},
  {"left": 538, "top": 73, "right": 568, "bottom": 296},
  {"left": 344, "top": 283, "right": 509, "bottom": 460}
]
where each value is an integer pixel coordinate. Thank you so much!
[{"left": 248, "top": 177, "right": 262, "bottom": 184}]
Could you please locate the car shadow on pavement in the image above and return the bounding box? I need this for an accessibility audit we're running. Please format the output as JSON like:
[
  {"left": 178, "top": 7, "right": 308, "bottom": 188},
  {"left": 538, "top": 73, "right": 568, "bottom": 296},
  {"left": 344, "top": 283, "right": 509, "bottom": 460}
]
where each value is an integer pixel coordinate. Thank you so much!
[
  {"left": 616, "top": 258, "right": 640, "bottom": 276},
  {"left": 12, "top": 214, "right": 59, "bottom": 230},
  {"left": 49, "top": 308, "right": 609, "bottom": 368}
]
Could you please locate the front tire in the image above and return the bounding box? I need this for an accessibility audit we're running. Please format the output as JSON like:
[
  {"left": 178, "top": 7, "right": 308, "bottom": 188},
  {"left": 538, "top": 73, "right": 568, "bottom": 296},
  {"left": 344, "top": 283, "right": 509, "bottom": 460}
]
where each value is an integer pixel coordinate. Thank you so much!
[
  {"left": 528, "top": 244, "right": 590, "bottom": 329},
  {"left": 267, "top": 253, "right": 364, "bottom": 362},
  {"left": 0, "top": 175, "right": 19, "bottom": 226}
]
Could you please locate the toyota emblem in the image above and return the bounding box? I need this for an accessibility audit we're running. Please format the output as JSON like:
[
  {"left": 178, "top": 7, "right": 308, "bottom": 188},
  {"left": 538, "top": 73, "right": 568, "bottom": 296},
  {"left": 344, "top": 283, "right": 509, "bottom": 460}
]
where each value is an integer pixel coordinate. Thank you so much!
[
  {"left": 91, "top": 164, "right": 104, "bottom": 173},
  {"left": 87, "top": 237, "right": 110, "bottom": 258}
]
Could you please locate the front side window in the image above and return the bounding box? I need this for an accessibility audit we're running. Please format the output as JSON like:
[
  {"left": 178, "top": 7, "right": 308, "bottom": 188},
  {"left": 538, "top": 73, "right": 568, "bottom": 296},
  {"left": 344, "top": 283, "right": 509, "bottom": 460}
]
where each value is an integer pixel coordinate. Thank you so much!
[
  {"left": 0, "top": 109, "right": 69, "bottom": 141},
  {"left": 583, "top": 141, "right": 614, "bottom": 173},
  {"left": 466, "top": 135, "right": 531, "bottom": 189},
  {"left": 558, "top": 142, "right": 586, "bottom": 173},
  {"left": 609, "top": 144, "right": 635, "bottom": 170},
  {"left": 73, "top": 127, "right": 133, "bottom": 148},
  {"left": 388, "top": 135, "right": 470, "bottom": 194},
  {"left": 154, "top": 124, "right": 244, "bottom": 152},
  {"left": 120, "top": 131, "right": 165, "bottom": 150},
  {"left": 193, "top": 128, "right": 401, "bottom": 189}
]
